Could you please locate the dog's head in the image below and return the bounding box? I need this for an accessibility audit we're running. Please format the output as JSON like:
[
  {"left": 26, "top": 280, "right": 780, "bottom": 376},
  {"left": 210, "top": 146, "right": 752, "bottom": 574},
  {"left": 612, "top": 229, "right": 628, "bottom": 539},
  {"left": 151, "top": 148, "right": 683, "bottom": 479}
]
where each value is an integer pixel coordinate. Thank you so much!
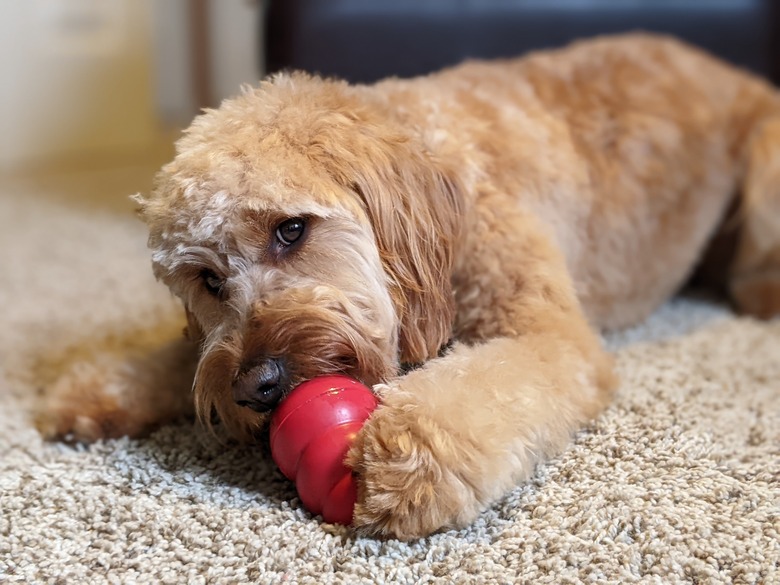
[{"left": 136, "top": 73, "right": 463, "bottom": 439}]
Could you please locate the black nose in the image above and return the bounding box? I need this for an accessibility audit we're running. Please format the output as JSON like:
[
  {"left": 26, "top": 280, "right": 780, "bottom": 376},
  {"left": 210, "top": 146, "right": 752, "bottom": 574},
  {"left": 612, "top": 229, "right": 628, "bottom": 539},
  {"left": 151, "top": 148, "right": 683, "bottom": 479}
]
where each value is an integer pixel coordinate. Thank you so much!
[{"left": 232, "top": 358, "right": 285, "bottom": 412}]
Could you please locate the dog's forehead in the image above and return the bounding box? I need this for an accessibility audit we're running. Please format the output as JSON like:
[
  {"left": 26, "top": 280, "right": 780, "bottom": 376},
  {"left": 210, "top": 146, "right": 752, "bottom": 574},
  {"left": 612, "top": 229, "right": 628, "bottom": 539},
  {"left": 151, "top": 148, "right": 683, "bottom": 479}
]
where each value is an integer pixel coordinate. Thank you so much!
[
  {"left": 146, "top": 152, "right": 369, "bottom": 271},
  {"left": 172, "top": 132, "right": 363, "bottom": 217},
  {"left": 236, "top": 173, "right": 355, "bottom": 219},
  {"left": 146, "top": 77, "right": 378, "bottom": 260}
]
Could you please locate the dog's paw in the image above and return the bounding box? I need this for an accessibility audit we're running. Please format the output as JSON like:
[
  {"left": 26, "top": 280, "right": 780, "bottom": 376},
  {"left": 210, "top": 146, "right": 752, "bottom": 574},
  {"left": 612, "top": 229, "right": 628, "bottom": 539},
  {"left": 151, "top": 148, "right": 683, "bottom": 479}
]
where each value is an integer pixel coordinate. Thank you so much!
[
  {"left": 731, "top": 269, "right": 780, "bottom": 319},
  {"left": 347, "top": 400, "right": 483, "bottom": 540},
  {"left": 35, "top": 360, "right": 145, "bottom": 442}
]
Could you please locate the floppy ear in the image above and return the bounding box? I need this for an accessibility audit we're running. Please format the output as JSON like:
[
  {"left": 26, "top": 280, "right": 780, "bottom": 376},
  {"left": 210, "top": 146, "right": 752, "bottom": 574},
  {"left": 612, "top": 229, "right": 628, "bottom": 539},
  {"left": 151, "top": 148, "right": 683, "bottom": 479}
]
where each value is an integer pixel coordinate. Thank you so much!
[{"left": 320, "top": 124, "right": 464, "bottom": 364}]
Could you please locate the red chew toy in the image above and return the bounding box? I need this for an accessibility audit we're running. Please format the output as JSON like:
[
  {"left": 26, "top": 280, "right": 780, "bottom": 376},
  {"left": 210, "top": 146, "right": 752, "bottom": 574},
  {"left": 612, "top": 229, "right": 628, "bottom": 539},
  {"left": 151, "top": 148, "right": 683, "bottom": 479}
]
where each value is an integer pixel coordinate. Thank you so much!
[{"left": 269, "top": 375, "right": 378, "bottom": 525}]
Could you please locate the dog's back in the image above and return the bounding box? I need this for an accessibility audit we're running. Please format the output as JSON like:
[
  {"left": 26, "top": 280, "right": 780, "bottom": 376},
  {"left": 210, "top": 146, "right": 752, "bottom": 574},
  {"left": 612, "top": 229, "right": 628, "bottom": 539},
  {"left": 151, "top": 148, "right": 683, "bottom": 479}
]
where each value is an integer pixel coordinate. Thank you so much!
[{"left": 375, "top": 33, "right": 780, "bottom": 327}]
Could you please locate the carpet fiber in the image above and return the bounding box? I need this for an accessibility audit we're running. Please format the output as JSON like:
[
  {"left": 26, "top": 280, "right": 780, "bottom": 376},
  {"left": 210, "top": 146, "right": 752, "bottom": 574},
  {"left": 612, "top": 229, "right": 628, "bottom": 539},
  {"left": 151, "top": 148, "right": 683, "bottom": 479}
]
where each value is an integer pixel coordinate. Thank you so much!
[{"left": 1, "top": 166, "right": 778, "bottom": 584}]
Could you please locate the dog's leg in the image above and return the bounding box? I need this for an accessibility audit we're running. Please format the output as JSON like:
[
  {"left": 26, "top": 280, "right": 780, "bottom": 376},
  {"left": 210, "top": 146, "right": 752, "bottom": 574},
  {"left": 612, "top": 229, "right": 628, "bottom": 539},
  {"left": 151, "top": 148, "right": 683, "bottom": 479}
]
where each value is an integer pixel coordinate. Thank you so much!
[
  {"left": 35, "top": 334, "right": 197, "bottom": 442},
  {"left": 349, "top": 207, "right": 617, "bottom": 539},
  {"left": 730, "top": 115, "right": 780, "bottom": 319}
]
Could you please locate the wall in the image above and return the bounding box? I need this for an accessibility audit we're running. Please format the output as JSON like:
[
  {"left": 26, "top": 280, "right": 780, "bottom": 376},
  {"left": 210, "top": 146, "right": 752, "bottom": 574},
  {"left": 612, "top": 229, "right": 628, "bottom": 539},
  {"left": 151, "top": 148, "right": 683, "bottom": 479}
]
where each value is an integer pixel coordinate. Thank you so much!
[
  {"left": 152, "top": 0, "right": 263, "bottom": 127},
  {"left": 209, "top": 0, "right": 263, "bottom": 104},
  {"left": 0, "top": 0, "right": 263, "bottom": 171},
  {"left": 0, "top": 0, "right": 159, "bottom": 170}
]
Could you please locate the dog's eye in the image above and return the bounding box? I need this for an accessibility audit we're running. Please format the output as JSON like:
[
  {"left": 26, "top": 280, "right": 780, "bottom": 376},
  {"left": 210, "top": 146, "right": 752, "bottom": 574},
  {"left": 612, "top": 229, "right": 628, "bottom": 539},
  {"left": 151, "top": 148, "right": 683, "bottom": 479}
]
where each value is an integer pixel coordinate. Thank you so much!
[
  {"left": 201, "top": 269, "right": 224, "bottom": 297},
  {"left": 276, "top": 218, "right": 306, "bottom": 246}
]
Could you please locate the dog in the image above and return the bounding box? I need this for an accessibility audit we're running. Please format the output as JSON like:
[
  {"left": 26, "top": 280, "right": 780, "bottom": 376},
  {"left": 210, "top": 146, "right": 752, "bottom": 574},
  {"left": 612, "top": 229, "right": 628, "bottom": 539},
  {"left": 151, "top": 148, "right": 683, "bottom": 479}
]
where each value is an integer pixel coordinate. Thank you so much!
[{"left": 37, "top": 34, "right": 780, "bottom": 539}]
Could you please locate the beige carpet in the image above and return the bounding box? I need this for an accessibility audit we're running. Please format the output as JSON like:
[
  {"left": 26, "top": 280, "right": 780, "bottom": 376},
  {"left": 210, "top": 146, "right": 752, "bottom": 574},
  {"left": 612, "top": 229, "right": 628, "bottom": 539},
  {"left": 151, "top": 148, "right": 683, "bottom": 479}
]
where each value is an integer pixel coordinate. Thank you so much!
[{"left": 1, "top": 165, "right": 778, "bottom": 584}]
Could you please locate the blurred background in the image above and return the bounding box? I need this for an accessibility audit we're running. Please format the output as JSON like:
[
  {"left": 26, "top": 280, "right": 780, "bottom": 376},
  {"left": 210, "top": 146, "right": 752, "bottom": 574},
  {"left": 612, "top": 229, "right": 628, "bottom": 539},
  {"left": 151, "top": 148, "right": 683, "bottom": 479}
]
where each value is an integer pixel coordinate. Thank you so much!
[
  {"left": 0, "top": 0, "right": 260, "bottom": 177},
  {"left": 0, "top": 0, "right": 778, "bottom": 181}
]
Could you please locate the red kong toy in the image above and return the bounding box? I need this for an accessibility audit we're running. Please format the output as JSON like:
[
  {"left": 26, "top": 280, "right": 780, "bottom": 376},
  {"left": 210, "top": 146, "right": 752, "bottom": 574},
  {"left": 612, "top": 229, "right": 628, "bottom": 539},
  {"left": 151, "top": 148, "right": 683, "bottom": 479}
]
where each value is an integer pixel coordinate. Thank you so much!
[{"left": 269, "top": 375, "right": 379, "bottom": 525}]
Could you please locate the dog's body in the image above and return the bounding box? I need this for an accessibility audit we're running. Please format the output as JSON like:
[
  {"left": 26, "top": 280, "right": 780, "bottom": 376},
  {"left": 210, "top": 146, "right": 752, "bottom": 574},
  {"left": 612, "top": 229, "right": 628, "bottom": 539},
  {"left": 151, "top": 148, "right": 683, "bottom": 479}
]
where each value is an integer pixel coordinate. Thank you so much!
[{"left": 38, "top": 34, "right": 780, "bottom": 539}]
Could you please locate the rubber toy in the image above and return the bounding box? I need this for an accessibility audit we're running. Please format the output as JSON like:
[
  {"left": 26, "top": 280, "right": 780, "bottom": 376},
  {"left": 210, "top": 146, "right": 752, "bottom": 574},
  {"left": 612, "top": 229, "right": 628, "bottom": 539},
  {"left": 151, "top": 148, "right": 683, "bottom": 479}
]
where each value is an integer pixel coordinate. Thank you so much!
[{"left": 269, "top": 375, "right": 378, "bottom": 524}]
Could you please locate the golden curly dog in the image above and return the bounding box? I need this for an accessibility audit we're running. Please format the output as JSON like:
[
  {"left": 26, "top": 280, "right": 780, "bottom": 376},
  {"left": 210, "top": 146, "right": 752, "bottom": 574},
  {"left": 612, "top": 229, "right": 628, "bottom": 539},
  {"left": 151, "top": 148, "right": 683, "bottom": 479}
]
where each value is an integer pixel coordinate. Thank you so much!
[{"left": 38, "top": 34, "right": 780, "bottom": 539}]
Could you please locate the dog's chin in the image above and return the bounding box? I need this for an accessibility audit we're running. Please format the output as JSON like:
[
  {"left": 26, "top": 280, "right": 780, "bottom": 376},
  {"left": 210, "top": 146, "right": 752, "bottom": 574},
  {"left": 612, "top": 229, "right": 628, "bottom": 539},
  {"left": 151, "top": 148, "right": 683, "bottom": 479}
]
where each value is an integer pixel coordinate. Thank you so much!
[{"left": 191, "top": 342, "right": 267, "bottom": 442}]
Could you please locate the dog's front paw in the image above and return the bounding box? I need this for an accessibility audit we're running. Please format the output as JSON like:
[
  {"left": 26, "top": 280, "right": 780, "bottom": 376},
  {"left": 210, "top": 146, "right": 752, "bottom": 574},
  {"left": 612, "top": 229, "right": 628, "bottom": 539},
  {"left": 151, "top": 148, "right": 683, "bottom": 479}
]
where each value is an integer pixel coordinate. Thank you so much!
[
  {"left": 731, "top": 269, "right": 780, "bottom": 319},
  {"left": 35, "top": 360, "right": 146, "bottom": 442},
  {"left": 347, "top": 399, "right": 483, "bottom": 540}
]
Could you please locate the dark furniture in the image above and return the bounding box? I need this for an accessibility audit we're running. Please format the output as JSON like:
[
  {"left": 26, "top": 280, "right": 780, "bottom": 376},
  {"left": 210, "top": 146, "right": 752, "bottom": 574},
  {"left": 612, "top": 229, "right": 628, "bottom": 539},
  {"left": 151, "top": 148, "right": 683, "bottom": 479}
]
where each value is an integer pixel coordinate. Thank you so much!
[{"left": 265, "top": 0, "right": 780, "bottom": 84}]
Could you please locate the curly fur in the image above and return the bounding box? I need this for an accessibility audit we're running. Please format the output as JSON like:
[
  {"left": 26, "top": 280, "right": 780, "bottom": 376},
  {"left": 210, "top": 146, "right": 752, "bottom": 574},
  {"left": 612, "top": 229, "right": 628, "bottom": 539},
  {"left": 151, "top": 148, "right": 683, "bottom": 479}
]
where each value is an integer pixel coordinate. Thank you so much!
[{"left": 38, "top": 34, "right": 780, "bottom": 539}]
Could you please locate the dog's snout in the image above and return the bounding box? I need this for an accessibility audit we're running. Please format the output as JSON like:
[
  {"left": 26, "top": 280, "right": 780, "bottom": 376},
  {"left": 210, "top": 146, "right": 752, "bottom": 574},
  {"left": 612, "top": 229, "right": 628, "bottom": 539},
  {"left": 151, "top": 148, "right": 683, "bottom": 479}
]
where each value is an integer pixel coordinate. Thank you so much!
[{"left": 232, "top": 358, "right": 285, "bottom": 413}]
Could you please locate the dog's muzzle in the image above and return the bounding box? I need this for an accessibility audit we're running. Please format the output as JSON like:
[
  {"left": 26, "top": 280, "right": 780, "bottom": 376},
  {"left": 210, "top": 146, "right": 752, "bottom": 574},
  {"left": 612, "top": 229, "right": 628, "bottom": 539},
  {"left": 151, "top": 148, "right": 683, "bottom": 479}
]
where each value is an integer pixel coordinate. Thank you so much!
[{"left": 232, "top": 357, "right": 287, "bottom": 412}]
